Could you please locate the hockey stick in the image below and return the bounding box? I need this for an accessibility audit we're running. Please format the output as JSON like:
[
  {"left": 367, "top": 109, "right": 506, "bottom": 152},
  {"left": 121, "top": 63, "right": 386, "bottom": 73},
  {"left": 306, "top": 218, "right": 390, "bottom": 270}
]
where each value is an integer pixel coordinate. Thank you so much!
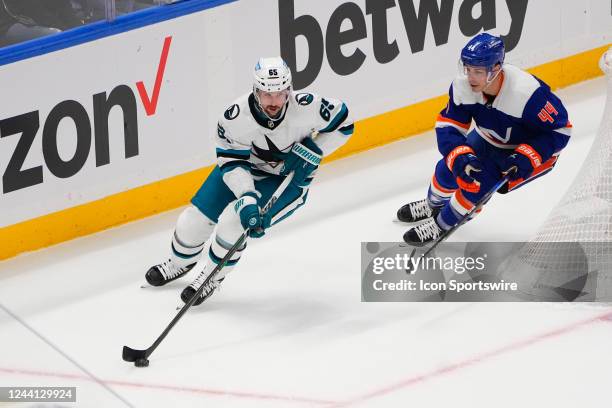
[
  {"left": 418, "top": 176, "right": 510, "bottom": 259},
  {"left": 122, "top": 172, "right": 295, "bottom": 366}
]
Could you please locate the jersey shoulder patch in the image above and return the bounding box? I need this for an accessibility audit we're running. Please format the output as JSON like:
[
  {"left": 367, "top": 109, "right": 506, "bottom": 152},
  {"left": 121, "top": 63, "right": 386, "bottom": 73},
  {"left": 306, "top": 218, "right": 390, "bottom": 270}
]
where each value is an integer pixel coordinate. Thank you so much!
[
  {"left": 217, "top": 93, "right": 253, "bottom": 144},
  {"left": 224, "top": 104, "right": 241, "bottom": 120},
  {"left": 295, "top": 92, "right": 315, "bottom": 106}
]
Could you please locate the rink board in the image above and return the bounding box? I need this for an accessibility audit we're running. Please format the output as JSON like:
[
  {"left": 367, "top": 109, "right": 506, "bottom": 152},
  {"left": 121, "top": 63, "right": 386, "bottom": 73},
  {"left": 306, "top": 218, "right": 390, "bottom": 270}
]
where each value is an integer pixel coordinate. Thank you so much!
[{"left": 0, "top": 0, "right": 611, "bottom": 259}]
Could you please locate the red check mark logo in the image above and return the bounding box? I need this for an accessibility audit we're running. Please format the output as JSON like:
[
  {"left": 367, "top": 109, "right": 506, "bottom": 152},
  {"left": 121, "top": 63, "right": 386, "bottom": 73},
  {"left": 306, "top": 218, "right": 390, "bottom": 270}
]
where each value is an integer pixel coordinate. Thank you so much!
[{"left": 136, "top": 36, "right": 172, "bottom": 116}]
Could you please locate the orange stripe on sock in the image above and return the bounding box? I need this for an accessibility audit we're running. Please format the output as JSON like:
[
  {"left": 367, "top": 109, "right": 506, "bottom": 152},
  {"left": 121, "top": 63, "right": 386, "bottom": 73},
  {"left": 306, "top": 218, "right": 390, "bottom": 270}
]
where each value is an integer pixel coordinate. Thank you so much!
[
  {"left": 432, "top": 175, "right": 456, "bottom": 194},
  {"left": 455, "top": 189, "right": 475, "bottom": 212}
]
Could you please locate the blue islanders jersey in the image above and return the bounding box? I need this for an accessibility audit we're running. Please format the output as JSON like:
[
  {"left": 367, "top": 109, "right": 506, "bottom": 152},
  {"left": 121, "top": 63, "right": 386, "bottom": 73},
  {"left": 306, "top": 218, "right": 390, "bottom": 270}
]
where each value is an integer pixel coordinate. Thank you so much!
[{"left": 435, "top": 64, "right": 572, "bottom": 164}]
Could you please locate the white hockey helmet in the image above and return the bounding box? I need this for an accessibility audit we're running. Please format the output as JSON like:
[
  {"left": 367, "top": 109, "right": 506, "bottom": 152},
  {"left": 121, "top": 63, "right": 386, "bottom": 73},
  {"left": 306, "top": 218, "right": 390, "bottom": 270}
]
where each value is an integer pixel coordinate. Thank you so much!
[{"left": 253, "top": 57, "right": 292, "bottom": 93}]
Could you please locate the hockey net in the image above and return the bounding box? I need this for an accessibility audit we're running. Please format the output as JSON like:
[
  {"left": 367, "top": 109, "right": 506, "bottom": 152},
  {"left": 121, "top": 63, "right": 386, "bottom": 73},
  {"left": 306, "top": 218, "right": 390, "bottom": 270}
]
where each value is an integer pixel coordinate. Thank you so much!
[{"left": 498, "top": 48, "right": 612, "bottom": 301}]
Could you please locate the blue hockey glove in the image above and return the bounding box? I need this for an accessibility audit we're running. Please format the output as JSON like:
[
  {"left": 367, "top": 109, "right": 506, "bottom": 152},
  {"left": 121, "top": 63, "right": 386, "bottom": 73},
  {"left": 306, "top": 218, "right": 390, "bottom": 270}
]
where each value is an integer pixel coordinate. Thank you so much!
[
  {"left": 235, "top": 192, "right": 270, "bottom": 238},
  {"left": 446, "top": 145, "right": 483, "bottom": 193},
  {"left": 281, "top": 137, "right": 323, "bottom": 187},
  {"left": 501, "top": 144, "right": 542, "bottom": 181}
]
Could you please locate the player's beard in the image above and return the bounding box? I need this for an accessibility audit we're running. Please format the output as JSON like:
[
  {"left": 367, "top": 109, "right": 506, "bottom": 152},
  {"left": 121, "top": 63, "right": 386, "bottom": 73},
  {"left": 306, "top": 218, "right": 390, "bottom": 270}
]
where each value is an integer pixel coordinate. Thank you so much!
[{"left": 263, "top": 104, "right": 282, "bottom": 118}]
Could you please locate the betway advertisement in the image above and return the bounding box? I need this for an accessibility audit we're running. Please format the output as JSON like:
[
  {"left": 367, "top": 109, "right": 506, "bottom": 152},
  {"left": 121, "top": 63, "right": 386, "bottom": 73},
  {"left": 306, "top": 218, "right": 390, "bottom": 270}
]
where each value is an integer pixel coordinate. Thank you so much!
[
  {"left": 0, "top": 0, "right": 610, "bottom": 229},
  {"left": 275, "top": 0, "right": 611, "bottom": 114}
]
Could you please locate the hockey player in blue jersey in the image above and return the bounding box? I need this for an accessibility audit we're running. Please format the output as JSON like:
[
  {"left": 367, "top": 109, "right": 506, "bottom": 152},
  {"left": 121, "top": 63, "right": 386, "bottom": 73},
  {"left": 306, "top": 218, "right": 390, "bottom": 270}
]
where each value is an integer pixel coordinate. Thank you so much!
[
  {"left": 143, "top": 57, "right": 354, "bottom": 304},
  {"left": 398, "top": 33, "right": 572, "bottom": 245}
]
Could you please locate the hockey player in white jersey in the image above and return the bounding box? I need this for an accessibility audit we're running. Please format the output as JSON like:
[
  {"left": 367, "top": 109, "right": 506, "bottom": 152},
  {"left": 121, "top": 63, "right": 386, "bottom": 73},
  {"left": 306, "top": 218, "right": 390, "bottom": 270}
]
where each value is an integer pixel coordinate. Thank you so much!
[
  {"left": 398, "top": 33, "right": 572, "bottom": 245},
  {"left": 144, "top": 57, "right": 354, "bottom": 304}
]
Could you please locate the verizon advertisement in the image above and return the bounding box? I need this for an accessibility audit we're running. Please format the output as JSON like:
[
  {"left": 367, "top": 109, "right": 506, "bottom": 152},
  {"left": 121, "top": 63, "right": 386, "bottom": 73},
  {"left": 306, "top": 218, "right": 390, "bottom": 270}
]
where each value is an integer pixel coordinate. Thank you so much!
[
  {"left": 0, "top": 0, "right": 610, "bottom": 228},
  {"left": 0, "top": 13, "right": 218, "bottom": 228}
]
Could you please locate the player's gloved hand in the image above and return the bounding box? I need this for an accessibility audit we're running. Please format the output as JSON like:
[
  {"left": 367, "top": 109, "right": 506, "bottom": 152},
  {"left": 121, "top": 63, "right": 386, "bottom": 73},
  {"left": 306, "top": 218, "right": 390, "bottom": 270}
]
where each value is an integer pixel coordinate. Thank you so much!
[
  {"left": 281, "top": 137, "right": 323, "bottom": 187},
  {"left": 235, "top": 192, "right": 270, "bottom": 238},
  {"left": 446, "top": 145, "right": 483, "bottom": 193},
  {"left": 501, "top": 144, "right": 542, "bottom": 181}
]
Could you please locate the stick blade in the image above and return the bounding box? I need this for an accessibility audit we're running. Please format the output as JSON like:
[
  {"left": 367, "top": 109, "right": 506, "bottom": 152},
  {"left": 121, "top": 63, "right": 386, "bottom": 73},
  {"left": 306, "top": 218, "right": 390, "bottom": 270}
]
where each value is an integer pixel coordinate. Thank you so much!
[{"left": 122, "top": 345, "right": 147, "bottom": 362}]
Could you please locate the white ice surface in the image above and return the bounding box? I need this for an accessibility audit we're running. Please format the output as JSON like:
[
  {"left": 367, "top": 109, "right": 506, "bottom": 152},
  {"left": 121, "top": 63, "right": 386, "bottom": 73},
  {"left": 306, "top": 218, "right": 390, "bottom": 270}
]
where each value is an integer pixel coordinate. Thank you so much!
[{"left": 0, "top": 77, "right": 611, "bottom": 408}]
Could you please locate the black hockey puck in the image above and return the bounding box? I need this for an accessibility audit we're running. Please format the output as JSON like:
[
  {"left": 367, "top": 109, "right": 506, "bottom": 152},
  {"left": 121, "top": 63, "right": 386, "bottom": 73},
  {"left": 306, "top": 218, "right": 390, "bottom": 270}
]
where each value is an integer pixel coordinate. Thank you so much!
[{"left": 134, "top": 358, "right": 149, "bottom": 368}]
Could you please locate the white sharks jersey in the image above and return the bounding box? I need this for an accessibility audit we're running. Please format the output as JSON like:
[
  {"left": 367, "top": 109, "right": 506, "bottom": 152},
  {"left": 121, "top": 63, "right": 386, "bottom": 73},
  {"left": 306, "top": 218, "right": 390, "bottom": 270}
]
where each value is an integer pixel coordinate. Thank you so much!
[{"left": 215, "top": 91, "right": 354, "bottom": 197}]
